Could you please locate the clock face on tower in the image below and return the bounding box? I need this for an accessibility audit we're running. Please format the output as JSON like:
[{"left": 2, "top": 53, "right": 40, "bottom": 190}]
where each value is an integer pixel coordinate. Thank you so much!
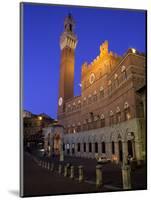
[
  {"left": 89, "top": 73, "right": 95, "bottom": 84},
  {"left": 58, "top": 97, "right": 63, "bottom": 106}
]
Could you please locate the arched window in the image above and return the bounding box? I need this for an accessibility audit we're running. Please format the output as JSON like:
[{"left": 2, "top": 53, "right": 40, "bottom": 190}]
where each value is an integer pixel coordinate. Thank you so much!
[
  {"left": 101, "top": 114, "right": 105, "bottom": 127},
  {"left": 72, "top": 143, "right": 75, "bottom": 154},
  {"left": 102, "top": 142, "right": 106, "bottom": 153},
  {"left": 95, "top": 142, "right": 98, "bottom": 153},
  {"left": 93, "top": 91, "right": 97, "bottom": 102},
  {"left": 77, "top": 143, "right": 80, "bottom": 152},
  {"left": 77, "top": 100, "right": 81, "bottom": 109},
  {"left": 121, "top": 65, "right": 127, "bottom": 80},
  {"left": 89, "top": 143, "right": 92, "bottom": 152},
  {"left": 116, "top": 107, "right": 121, "bottom": 123},
  {"left": 83, "top": 97, "right": 87, "bottom": 107},
  {"left": 93, "top": 116, "right": 98, "bottom": 129},
  {"left": 100, "top": 86, "right": 104, "bottom": 98},
  {"left": 114, "top": 73, "right": 119, "bottom": 88},
  {"left": 124, "top": 102, "right": 131, "bottom": 120},
  {"left": 83, "top": 120, "right": 87, "bottom": 131},
  {"left": 109, "top": 111, "right": 114, "bottom": 126},
  {"left": 77, "top": 122, "right": 81, "bottom": 132},
  {"left": 71, "top": 124, "right": 76, "bottom": 133},
  {"left": 66, "top": 144, "right": 70, "bottom": 154},
  {"left": 67, "top": 104, "right": 71, "bottom": 112},
  {"left": 72, "top": 102, "right": 76, "bottom": 111},
  {"left": 63, "top": 143, "right": 65, "bottom": 151},
  {"left": 88, "top": 94, "right": 92, "bottom": 104},
  {"left": 112, "top": 141, "right": 115, "bottom": 154},
  {"left": 83, "top": 143, "right": 86, "bottom": 152},
  {"left": 88, "top": 118, "right": 92, "bottom": 130},
  {"left": 127, "top": 140, "right": 133, "bottom": 157}
]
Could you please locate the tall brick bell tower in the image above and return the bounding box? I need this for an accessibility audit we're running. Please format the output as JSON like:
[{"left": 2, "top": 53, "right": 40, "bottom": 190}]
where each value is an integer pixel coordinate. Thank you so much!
[{"left": 57, "top": 14, "right": 77, "bottom": 120}]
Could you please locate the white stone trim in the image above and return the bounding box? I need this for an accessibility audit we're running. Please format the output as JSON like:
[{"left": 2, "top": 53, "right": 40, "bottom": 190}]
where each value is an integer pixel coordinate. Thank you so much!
[
  {"left": 116, "top": 106, "right": 120, "bottom": 113},
  {"left": 101, "top": 114, "right": 105, "bottom": 119},
  {"left": 121, "top": 65, "right": 126, "bottom": 72},
  {"left": 110, "top": 110, "right": 114, "bottom": 116},
  {"left": 78, "top": 100, "right": 81, "bottom": 104},
  {"left": 124, "top": 102, "right": 129, "bottom": 109},
  {"left": 114, "top": 73, "right": 118, "bottom": 79}
]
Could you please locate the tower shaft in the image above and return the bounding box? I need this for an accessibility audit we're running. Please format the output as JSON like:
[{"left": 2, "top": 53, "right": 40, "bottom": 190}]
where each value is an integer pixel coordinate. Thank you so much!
[{"left": 57, "top": 14, "right": 77, "bottom": 118}]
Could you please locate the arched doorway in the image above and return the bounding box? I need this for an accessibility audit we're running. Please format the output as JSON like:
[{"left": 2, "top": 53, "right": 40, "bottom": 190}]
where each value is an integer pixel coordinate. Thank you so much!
[
  {"left": 66, "top": 144, "right": 70, "bottom": 154},
  {"left": 53, "top": 133, "right": 61, "bottom": 155},
  {"left": 112, "top": 141, "right": 115, "bottom": 154},
  {"left": 72, "top": 143, "right": 75, "bottom": 154},
  {"left": 95, "top": 142, "right": 98, "bottom": 153},
  {"left": 127, "top": 140, "right": 133, "bottom": 157},
  {"left": 102, "top": 142, "right": 106, "bottom": 154},
  {"left": 118, "top": 141, "right": 123, "bottom": 162}
]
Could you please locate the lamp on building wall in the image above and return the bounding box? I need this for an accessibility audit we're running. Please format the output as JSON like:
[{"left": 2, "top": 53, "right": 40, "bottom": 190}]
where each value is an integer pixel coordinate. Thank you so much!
[
  {"left": 38, "top": 116, "right": 42, "bottom": 121},
  {"left": 131, "top": 48, "right": 136, "bottom": 54},
  {"left": 112, "top": 155, "right": 118, "bottom": 162}
]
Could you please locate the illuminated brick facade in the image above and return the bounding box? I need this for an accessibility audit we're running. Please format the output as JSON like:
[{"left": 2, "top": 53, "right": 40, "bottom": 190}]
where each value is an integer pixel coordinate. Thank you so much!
[{"left": 47, "top": 14, "right": 146, "bottom": 163}]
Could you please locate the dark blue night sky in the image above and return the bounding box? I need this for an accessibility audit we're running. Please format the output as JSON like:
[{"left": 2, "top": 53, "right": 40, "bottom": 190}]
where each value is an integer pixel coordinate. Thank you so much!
[{"left": 23, "top": 3, "right": 146, "bottom": 119}]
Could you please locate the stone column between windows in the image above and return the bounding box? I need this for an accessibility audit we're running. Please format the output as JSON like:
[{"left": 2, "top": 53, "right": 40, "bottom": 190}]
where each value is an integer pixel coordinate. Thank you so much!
[
  {"left": 114, "top": 142, "right": 119, "bottom": 163},
  {"left": 135, "top": 139, "right": 142, "bottom": 162},
  {"left": 86, "top": 143, "right": 89, "bottom": 158},
  {"left": 132, "top": 140, "right": 136, "bottom": 159},
  {"left": 106, "top": 142, "right": 112, "bottom": 159},
  {"left": 91, "top": 143, "right": 95, "bottom": 158},
  {"left": 80, "top": 143, "right": 84, "bottom": 156},
  {"left": 122, "top": 141, "right": 128, "bottom": 165}
]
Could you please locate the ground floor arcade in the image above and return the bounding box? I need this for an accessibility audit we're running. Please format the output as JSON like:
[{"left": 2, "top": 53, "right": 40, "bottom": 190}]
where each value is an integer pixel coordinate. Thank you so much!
[{"left": 43, "top": 118, "right": 145, "bottom": 164}]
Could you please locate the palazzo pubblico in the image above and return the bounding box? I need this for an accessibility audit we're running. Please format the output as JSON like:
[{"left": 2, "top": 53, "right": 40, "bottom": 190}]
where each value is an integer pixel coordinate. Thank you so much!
[{"left": 44, "top": 14, "right": 146, "bottom": 164}]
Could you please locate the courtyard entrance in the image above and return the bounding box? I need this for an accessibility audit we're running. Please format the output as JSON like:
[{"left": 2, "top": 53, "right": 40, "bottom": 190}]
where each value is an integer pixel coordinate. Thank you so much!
[
  {"left": 53, "top": 133, "right": 61, "bottom": 155},
  {"left": 118, "top": 141, "right": 123, "bottom": 162}
]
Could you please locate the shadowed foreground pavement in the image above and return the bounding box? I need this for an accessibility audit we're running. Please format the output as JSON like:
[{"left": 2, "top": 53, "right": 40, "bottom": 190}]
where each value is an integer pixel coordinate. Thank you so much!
[
  {"left": 23, "top": 153, "right": 105, "bottom": 197},
  {"left": 23, "top": 151, "right": 147, "bottom": 197}
]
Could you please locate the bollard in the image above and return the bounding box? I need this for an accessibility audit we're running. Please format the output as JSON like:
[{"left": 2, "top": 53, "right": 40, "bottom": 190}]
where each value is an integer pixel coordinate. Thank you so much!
[
  {"left": 70, "top": 166, "right": 74, "bottom": 179},
  {"left": 58, "top": 164, "right": 62, "bottom": 174},
  {"left": 50, "top": 163, "right": 54, "bottom": 171},
  {"left": 96, "top": 165, "right": 103, "bottom": 187},
  {"left": 122, "top": 164, "right": 131, "bottom": 190},
  {"left": 78, "top": 165, "right": 84, "bottom": 182},
  {"left": 64, "top": 165, "right": 68, "bottom": 177}
]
